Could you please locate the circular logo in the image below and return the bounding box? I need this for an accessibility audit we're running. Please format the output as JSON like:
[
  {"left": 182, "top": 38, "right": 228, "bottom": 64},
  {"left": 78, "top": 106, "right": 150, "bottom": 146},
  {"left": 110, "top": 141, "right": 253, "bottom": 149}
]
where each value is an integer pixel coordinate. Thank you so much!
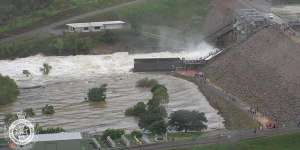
[{"left": 9, "top": 118, "right": 35, "bottom": 146}]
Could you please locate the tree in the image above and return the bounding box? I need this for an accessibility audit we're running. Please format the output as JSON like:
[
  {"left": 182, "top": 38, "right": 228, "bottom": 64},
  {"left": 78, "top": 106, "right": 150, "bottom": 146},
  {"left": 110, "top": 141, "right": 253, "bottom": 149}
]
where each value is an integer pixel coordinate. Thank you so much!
[
  {"left": 88, "top": 84, "right": 107, "bottom": 102},
  {"left": 131, "top": 130, "right": 143, "bottom": 138},
  {"left": 22, "top": 70, "right": 31, "bottom": 77},
  {"left": 136, "top": 78, "right": 158, "bottom": 88},
  {"left": 138, "top": 112, "right": 167, "bottom": 135},
  {"left": 102, "top": 129, "right": 125, "bottom": 140},
  {"left": 23, "top": 108, "right": 35, "bottom": 117},
  {"left": 40, "top": 63, "right": 52, "bottom": 75},
  {"left": 147, "top": 98, "right": 161, "bottom": 111},
  {"left": 168, "top": 110, "right": 208, "bottom": 133},
  {"left": 148, "top": 105, "right": 167, "bottom": 118},
  {"left": 42, "top": 104, "right": 55, "bottom": 115},
  {"left": 0, "top": 74, "right": 19, "bottom": 105},
  {"left": 53, "top": 38, "right": 64, "bottom": 55},
  {"left": 147, "top": 119, "right": 167, "bottom": 135},
  {"left": 151, "top": 84, "right": 169, "bottom": 104},
  {"left": 4, "top": 113, "right": 17, "bottom": 126},
  {"left": 125, "top": 102, "right": 147, "bottom": 117}
]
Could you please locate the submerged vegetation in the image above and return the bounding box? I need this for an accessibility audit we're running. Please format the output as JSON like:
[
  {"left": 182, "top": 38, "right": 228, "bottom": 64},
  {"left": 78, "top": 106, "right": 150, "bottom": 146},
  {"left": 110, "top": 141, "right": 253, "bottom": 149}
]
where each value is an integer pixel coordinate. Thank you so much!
[
  {"left": 88, "top": 84, "right": 107, "bottom": 102},
  {"left": 127, "top": 79, "right": 169, "bottom": 135},
  {"left": 40, "top": 63, "right": 52, "bottom": 75},
  {"left": 0, "top": 74, "right": 19, "bottom": 105},
  {"left": 42, "top": 104, "right": 55, "bottom": 115},
  {"left": 23, "top": 108, "right": 36, "bottom": 117},
  {"left": 136, "top": 78, "right": 158, "bottom": 88},
  {"left": 125, "top": 102, "right": 147, "bottom": 117},
  {"left": 4, "top": 113, "right": 18, "bottom": 126}
]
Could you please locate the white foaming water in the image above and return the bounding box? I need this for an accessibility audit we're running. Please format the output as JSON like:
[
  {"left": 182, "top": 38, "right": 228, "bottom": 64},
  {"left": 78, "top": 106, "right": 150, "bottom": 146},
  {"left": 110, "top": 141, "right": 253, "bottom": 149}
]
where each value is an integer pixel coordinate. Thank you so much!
[
  {"left": 0, "top": 42, "right": 225, "bottom": 132},
  {"left": 0, "top": 42, "right": 215, "bottom": 82}
]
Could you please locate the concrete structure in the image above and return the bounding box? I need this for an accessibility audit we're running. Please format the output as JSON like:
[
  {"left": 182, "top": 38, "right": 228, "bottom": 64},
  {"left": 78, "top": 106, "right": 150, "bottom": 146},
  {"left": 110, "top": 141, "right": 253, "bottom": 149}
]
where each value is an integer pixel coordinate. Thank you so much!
[
  {"left": 31, "top": 132, "right": 83, "bottom": 150},
  {"left": 234, "top": 9, "right": 270, "bottom": 41},
  {"left": 134, "top": 58, "right": 182, "bottom": 72},
  {"left": 133, "top": 58, "right": 206, "bottom": 72},
  {"left": 66, "top": 21, "right": 126, "bottom": 32}
]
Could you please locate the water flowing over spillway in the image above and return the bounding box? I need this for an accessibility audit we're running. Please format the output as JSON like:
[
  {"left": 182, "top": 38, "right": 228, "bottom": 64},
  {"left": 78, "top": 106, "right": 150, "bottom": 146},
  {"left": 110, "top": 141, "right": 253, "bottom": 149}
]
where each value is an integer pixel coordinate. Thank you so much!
[{"left": 0, "top": 43, "right": 224, "bottom": 132}]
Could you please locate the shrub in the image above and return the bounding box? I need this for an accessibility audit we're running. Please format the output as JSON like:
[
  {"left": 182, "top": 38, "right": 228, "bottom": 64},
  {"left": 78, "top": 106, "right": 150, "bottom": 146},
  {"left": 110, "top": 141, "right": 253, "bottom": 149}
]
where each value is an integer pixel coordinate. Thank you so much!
[
  {"left": 23, "top": 108, "right": 35, "bottom": 117},
  {"left": 4, "top": 113, "right": 18, "bottom": 126},
  {"left": 125, "top": 102, "right": 147, "bottom": 117},
  {"left": 101, "top": 30, "right": 117, "bottom": 44},
  {"left": 42, "top": 105, "right": 55, "bottom": 115},
  {"left": 22, "top": 70, "right": 31, "bottom": 77},
  {"left": 131, "top": 130, "right": 143, "bottom": 138},
  {"left": 136, "top": 78, "right": 158, "bottom": 88},
  {"left": 35, "top": 124, "right": 65, "bottom": 134},
  {"left": 40, "top": 63, "right": 52, "bottom": 75},
  {"left": 102, "top": 129, "right": 125, "bottom": 140},
  {"left": 88, "top": 84, "right": 107, "bottom": 102},
  {"left": 0, "top": 74, "right": 19, "bottom": 105},
  {"left": 151, "top": 84, "right": 169, "bottom": 104}
]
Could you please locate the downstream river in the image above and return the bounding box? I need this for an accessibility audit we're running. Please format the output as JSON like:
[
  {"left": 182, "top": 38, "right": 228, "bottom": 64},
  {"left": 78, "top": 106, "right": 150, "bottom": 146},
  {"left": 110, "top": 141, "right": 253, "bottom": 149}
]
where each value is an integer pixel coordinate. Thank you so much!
[{"left": 0, "top": 43, "right": 224, "bottom": 133}]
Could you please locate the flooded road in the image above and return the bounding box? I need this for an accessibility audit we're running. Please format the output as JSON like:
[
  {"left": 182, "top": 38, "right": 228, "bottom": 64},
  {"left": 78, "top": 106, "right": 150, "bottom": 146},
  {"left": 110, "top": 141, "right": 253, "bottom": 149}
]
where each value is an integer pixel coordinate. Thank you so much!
[{"left": 0, "top": 46, "right": 224, "bottom": 132}]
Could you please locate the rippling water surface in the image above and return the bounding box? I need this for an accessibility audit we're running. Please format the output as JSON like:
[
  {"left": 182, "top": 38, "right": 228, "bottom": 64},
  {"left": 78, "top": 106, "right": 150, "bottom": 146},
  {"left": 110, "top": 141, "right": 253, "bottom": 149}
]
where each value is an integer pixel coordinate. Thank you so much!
[{"left": 0, "top": 46, "right": 224, "bottom": 132}]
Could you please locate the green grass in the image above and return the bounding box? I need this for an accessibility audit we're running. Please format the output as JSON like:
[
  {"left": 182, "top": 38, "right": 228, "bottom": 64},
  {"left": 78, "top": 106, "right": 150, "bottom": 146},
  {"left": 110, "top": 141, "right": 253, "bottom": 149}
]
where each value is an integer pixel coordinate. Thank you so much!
[
  {"left": 173, "top": 132, "right": 300, "bottom": 150},
  {"left": 0, "top": 0, "right": 133, "bottom": 34},
  {"left": 0, "top": 138, "right": 7, "bottom": 145},
  {"left": 168, "top": 132, "right": 204, "bottom": 141},
  {"left": 82, "top": 0, "right": 210, "bottom": 36},
  {"left": 1, "top": 0, "right": 211, "bottom": 60}
]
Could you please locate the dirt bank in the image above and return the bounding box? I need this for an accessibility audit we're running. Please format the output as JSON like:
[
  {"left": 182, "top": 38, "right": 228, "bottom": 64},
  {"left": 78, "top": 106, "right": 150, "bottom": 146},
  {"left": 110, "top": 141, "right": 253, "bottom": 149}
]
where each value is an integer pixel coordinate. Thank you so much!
[
  {"left": 203, "top": 25, "right": 300, "bottom": 125},
  {"left": 172, "top": 73, "right": 258, "bottom": 130}
]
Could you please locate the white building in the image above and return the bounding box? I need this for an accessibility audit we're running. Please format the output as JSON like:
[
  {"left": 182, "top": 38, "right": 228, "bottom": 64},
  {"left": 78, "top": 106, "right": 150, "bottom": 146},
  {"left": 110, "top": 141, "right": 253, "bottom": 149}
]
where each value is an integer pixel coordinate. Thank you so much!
[
  {"left": 66, "top": 21, "right": 126, "bottom": 32},
  {"left": 31, "top": 132, "right": 83, "bottom": 150}
]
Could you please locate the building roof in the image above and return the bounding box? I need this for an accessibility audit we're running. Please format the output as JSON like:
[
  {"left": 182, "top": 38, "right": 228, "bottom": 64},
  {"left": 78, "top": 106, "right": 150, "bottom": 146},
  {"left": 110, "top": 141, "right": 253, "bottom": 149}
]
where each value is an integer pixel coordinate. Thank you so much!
[
  {"left": 32, "top": 132, "right": 82, "bottom": 142},
  {"left": 66, "top": 21, "right": 126, "bottom": 28}
]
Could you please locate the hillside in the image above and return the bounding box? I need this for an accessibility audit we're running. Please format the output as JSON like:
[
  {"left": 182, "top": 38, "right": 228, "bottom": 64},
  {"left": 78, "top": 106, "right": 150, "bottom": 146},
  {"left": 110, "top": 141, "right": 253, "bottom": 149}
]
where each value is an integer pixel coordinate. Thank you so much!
[
  {"left": 0, "top": 0, "right": 132, "bottom": 35},
  {"left": 0, "top": 0, "right": 211, "bottom": 60},
  {"left": 203, "top": 26, "right": 300, "bottom": 124}
]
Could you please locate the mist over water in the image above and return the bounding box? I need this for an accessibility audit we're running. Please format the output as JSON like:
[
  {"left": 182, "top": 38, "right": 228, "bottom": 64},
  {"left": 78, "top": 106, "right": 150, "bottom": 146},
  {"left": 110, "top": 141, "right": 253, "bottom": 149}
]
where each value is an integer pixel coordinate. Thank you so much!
[
  {"left": 0, "top": 42, "right": 224, "bottom": 132},
  {"left": 0, "top": 42, "right": 215, "bottom": 83}
]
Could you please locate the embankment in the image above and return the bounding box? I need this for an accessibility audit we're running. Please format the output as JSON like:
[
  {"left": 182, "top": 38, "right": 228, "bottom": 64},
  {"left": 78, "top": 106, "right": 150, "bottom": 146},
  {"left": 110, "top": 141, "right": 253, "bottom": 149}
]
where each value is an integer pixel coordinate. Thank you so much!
[
  {"left": 172, "top": 73, "right": 258, "bottom": 130},
  {"left": 203, "top": 25, "right": 300, "bottom": 125}
]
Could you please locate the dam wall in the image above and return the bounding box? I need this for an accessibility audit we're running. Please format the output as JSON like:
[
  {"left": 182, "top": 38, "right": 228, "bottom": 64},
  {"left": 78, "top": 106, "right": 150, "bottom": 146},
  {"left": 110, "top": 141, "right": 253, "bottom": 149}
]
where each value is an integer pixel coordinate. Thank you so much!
[
  {"left": 133, "top": 58, "right": 182, "bottom": 72},
  {"left": 133, "top": 58, "right": 206, "bottom": 72}
]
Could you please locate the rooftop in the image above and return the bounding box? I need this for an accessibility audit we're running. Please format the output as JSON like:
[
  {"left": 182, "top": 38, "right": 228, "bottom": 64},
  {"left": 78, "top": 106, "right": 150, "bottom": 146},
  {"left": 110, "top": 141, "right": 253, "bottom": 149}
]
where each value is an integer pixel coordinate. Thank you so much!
[
  {"left": 66, "top": 21, "right": 126, "bottom": 28},
  {"left": 32, "top": 132, "right": 82, "bottom": 142}
]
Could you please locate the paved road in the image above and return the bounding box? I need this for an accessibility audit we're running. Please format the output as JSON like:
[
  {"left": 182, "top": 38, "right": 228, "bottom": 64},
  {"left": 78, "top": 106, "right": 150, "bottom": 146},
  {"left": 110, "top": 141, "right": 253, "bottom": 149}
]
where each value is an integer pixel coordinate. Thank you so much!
[
  {"left": 125, "top": 127, "right": 300, "bottom": 150},
  {"left": 0, "top": 0, "right": 146, "bottom": 44}
]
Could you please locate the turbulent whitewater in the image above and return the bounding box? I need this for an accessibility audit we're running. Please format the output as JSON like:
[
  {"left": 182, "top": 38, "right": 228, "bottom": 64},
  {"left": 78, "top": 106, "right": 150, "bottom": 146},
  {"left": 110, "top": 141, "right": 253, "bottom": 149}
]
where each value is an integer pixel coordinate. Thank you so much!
[{"left": 0, "top": 43, "right": 224, "bottom": 132}]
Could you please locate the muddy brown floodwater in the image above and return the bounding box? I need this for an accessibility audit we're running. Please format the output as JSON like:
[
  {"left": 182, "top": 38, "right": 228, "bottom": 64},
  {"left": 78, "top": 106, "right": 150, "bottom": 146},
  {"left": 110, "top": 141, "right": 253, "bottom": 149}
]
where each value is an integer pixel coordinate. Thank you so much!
[
  {"left": 0, "top": 73, "right": 224, "bottom": 133},
  {"left": 0, "top": 50, "right": 224, "bottom": 133}
]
